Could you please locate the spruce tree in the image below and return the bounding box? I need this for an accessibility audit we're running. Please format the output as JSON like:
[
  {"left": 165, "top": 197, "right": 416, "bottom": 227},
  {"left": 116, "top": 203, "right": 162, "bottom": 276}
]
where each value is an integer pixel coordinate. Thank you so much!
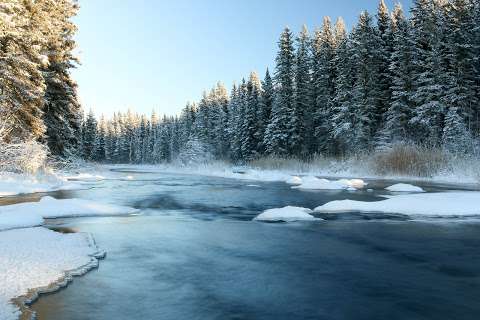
[
  {"left": 292, "top": 25, "right": 311, "bottom": 156},
  {"left": 264, "top": 27, "right": 295, "bottom": 156},
  {"left": 381, "top": 4, "right": 415, "bottom": 146}
]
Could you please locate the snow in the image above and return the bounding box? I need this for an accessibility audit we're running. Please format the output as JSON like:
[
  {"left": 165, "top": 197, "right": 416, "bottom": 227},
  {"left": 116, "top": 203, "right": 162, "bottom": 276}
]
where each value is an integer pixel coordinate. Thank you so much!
[
  {"left": 292, "top": 176, "right": 367, "bottom": 190},
  {"left": 64, "top": 173, "right": 106, "bottom": 182},
  {"left": 0, "top": 173, "right": 86, "bottom": 197},
  {"left": 314, "top": 192, "right": 480, "bottom": 217},
  {"left": 0, "top": 211, "right": 43, "bottom": 231},
  {"left": 385, "top": 183, "right": 425, "bottom": 192},
  {"left": 285, "top": 176, "right": 303, "bottom": 185},
  {"left": 0, "top": 196, "right": 138, "bottom": 223},
  {"left": 0, "top": 196, "right": 138, "bottom": 232},
  {"left": 0, "top": 227, "right": 101, "bottom": 320},
  {"left": 253, "top": 206, "right": 320, "bottom": 222}
]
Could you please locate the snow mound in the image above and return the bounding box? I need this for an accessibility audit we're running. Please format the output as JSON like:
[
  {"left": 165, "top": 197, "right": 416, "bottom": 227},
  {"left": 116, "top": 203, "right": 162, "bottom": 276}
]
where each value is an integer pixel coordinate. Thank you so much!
[
  {"left": 65, "top": 173, "right": 106, "bottom": 182},
  {"left": 385, "top": 183, "right": 425, "bottom": 192},
  {"left": 285, "top": 176, "right": 303, "bottom": 185},
  {"left": 314, "top": 192, "right": 480, "bottom": 217},
  {"left": 0, "top": 173, "right": 84, "bottom": 197},
  {"left": 0, "top": 227, "right": 100, "bottom": 320},
  {"left": 38, "top": 197, "right": 139, "bottom": 218},
  {"left": 0, "top": 197, "right": 139, "bottom": 230},
  {"left": 254, "top": 206, "right": 319, "bottom": 222},
  {"left": 292, "top": 176, "right": 366, "bottom": 190},
  {"left": 0, "top": 211, "right": 43, "bottom": 231}
]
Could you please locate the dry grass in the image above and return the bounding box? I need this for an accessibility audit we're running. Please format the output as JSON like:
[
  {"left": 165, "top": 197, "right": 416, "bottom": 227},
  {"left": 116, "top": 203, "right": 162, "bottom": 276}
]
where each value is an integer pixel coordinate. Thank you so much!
[{"left": 373, "top": 144, "right": 447, "bottom": 177}]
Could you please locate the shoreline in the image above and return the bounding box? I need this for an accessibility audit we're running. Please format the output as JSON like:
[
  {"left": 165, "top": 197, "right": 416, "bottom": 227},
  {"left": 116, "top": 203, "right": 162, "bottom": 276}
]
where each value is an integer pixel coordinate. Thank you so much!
[{"left": 11, "top": 232, "right": 105, "bottom": 320}]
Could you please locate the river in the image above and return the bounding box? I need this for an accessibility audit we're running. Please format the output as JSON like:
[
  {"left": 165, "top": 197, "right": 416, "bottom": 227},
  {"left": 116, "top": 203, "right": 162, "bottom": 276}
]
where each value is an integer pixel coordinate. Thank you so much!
[{"left": 26, "top": 169, "right": 480, "bottom": 320}]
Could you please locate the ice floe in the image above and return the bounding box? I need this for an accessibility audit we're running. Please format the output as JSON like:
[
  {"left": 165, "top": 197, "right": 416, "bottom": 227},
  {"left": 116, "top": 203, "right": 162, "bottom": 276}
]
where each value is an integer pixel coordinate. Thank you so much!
[
  {"left": 254, "top": 206, "right": 320, "bottom": 222},
  {"left": 385, "top": 183, "right": 425, "bottom": 192},
  {"left": 291, "top": 176, "right": 367, "bottom": 190},
  {"left": 314, "top": 192, "right": 480, "bottom": 217},
  {"left": 0, "top": 196, "right": 139, "bottom": 231}
]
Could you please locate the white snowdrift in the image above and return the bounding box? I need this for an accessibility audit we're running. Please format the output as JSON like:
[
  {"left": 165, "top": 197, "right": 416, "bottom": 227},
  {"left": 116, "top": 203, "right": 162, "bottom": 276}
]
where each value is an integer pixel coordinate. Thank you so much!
[
  {"left": 0, "top": 173, "right": 85, "bottom": 197},
  {"left": 64, "top": 173, "right": 106, "bottom": 182},
  {"left": 314, "top": 192, "right": 480, "bottom": 217},
  {"left": 385, "top": 183, "right": 425, "bottom": 192},
  {"left": 254, "top": 206, "right": 319, "bottom": 222},
  {"left": 285, "top": 176, "right": 303, "bottom": 185},
  {"left": 0, "top": 227, "right": 100, "bottom": 320},
  {"left": 0, "top": 197, "right": 139, "bottom": 231},
  {"left": 292, "top": 176, "right": 367, "bottom": 190},
  {"left": 0, "top": 211, "right": 43, "bottom": 231}
]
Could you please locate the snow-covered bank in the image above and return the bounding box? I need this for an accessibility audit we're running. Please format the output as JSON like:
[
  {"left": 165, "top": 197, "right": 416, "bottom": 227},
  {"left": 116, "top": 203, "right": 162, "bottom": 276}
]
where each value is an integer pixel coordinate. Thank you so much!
[
  {"left": 0, "top": 190, "right": 138, "bottom": 319},
  {"left": 104, "top": 160, "right": 480, "bottom": 188},
  {"left": 254, "top": 206, "right": 320, "bottom": 222},
  {"left": 0, "top": 227, "right": 103, "bottom": 320},
  {"left": 0, "top": 172, "right": 86, "bottom": 197},
  {"left": 0, "top": 196, "right": 138, "bottom": 231},
  {"left": 314, "top": 192, "right": 480, "bottom": 217}
]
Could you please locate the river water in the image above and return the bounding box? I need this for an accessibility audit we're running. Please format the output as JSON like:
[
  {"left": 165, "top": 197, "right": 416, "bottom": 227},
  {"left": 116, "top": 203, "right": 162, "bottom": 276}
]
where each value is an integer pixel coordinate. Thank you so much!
[{"left": 26, "top": 170, "right": 480, "bottom": 320}]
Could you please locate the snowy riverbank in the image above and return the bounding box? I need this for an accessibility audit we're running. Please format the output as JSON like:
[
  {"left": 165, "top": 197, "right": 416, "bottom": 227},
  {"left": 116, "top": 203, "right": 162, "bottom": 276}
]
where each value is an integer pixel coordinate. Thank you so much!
[
  {"left": 0, "top": 172, "right": 138, "bottom": 320},
  {"left": 102, "top": 160, "right": 480, "bottom": 187}
]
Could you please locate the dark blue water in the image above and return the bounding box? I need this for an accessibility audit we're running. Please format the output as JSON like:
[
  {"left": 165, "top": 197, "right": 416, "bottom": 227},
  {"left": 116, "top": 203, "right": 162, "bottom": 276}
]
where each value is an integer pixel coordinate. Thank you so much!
[{"left": 31, "top": 170, "right": 480, "bottom": 320}]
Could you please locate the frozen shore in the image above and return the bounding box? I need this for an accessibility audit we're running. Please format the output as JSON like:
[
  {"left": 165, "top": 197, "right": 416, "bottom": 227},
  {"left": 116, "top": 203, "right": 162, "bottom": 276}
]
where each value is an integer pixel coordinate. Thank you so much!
[{"left": 0, "top": 172, "right": 138, "bottom": 320}]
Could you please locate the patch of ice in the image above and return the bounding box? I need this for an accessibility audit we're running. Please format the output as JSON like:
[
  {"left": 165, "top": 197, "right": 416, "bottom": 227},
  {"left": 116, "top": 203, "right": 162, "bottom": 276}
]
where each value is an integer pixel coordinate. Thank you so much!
[
  {"left": 0, "top": 196, "right": 139, "bottom": 220},
  {"left": 253, "top": 206, "right": 320, "bottom": 222},
  {"left": 65, "top": 173, "right": 106, "bottom": 182},
  {"left": 0, "top": 211, "right": 43, "bottom": 231},
  {"left": 314, "top": 192, "right": 480, "bottom": 217},
  {"left": 0, "top": 197, "right": 139, "bottom": 231},
  {"left": 292, "top": 176, "right": 366, "bottom": 190},
  {"left": 385, "top": 183, "right": 425, "bottom": 193},
  {"left": 0, "top": 227, "right": 99, "bottom": 320},
  {"left": 246, "top": 184, "right": 261, "bottom": 188}
]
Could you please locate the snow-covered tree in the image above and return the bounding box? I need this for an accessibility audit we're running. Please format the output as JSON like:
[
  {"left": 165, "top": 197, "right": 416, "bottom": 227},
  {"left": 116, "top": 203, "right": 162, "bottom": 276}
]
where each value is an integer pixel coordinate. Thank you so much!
[{"left": 264, "top": 27, "right": 295, "bottom": 156}]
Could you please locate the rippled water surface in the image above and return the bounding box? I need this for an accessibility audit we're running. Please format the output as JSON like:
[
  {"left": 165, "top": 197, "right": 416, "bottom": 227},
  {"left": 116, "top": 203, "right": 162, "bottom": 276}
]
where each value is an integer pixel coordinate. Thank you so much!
[{"left": 29, "top": 170, "right": 480, "bottom": 320}]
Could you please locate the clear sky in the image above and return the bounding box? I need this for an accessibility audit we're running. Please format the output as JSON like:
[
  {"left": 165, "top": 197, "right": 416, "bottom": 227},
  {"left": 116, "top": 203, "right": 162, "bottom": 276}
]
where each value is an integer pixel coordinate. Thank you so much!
[{"left": 73, "top": 0, "right": 412, "bottom": 117}]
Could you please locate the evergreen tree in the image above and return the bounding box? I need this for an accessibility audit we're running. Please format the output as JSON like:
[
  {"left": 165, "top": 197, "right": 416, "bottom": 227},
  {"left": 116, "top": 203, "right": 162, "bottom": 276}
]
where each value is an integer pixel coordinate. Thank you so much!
[
  {"left": 350, "top": 11, "right": 382, "bottom": 150},
  {"left": 255, "top": 69, "right": 274, "bottom": 154},
  {"left": 82, "top": 110, "right": 97, "bottom": 160},
  {"left": 381, "top": 4, "right": 415, "bottom": 146},
  {"left": 241, "top": 72, "right": 262, "bottom": 160},
  {"left": 265, "top": 27, "right": 295, "bottom": 155},
  {"left": 292, "top": 25, "right": 311, "bottom": 156},
  {"left": 312, "top": 17, "right": 338, "bottom": 154}
]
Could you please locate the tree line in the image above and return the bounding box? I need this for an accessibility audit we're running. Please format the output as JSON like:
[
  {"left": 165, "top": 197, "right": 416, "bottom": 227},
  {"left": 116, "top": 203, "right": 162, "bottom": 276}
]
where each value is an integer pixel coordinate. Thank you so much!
[
  {"left": 82, "top": 0, "right": 480, "bottom": 165},
  {"left": 2, "top": 1, "right": 480, "bottom": 166}
]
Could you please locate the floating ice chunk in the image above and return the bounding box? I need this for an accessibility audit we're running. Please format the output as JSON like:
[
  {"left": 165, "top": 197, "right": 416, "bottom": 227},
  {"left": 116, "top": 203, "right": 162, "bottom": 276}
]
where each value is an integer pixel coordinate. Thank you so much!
[
  {"left": 285, "top": 176, "right": 303, "bottom": 185},
  {"left": 292, "top": 177, "right": 338, "bottom": 190},
  {"left": 314, "top": 192, "right": 480, "bottom": 217},
  {"left": 0, "top": 196, "right": 139, "bottom": 221},
  {"left": 254, "top": 206, "right": 320, "bottom": 222},
  {"left": 292, "top": 176, "right": 366, "bottom": 190},
  {"left": 66, "top": 173, "right": 106, "bottom": 182},
  {"left": 385, "top": 183, "right": 424, "bottom": 193},
  {"left": 0, "top": 211, "right": 43, "bottom": 231},
  {"left": 246, "top": 184, "right": 261, "bottom": 188}
]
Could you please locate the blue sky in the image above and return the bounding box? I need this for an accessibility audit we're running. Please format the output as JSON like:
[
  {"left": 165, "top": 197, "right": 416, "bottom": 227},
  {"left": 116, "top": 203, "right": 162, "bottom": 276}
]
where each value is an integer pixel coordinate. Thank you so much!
[{"left": 73, "top": 0, "right": 412, "bottom": 117}]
